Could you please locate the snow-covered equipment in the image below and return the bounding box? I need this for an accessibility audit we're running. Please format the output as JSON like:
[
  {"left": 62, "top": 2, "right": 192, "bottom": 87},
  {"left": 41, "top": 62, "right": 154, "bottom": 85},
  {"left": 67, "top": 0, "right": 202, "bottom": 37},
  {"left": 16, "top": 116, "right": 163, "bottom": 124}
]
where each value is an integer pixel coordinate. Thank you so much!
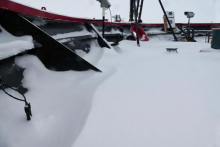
[
  {"left": 112, "top": 15, "right": 122, "bottom": 22},
  {"left": 0, "top": 0, "right": 104, "bottom": 92},
  {"left": 0, "top": 77, "right": 32, "bottom": 121},
  {"left": 165, "top": 11, "right": 176, "bottom": 29},
  {"left": 184, "top": 11, "right": 195, "bottom": 28},
  {"left": 178, "top": 11, "right": 196, "bottom": 42},
  {"left": 130, "top": 0, "right": 142, "bottom": 46},
  {"left": 211, "top": 28, "right": 220, "bottom": 49},
  {"left": 166, "top": 48, "right": 178, "bottom": 53},
  {"left": 158, "top": 0, "right": 177, "bottom": 41},
  {"left": 86, "top": 23, "right": 112, "bottom": 49},
  {"left": 0, "top": 0, "right": 219, "bottom": 91},
  {"left": 131, "top": 25, "right": 149, "bottom": 41}
]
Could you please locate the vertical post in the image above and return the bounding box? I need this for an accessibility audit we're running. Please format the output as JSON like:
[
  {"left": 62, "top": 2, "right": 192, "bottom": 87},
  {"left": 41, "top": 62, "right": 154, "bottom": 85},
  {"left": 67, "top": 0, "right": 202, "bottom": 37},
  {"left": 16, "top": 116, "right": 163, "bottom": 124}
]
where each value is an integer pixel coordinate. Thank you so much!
[
  {"left": 137, "top": 0, "right": 140, "bottom": 17},
  {"left": 138, "top": 0, "right": 144, "bottom": 23},
  {"left": 133, "top": 0, "right": 140, "bottom": 46},
  {"left": 102, "top": 7, "right": 105, "bottom": 38},
  {"left": 158, "top": 0, "right": 177, "bottom": 41},
  {"left": 188, "top": 18, "right": 190, "bottom": 28},
  {"left": 191, "top": 28, "right": 194, "bottom": 42},
  {"left": 208, "top": 32, "right": 210, "bottom": 43},
  {"left": 129, "top": 0, "right": 134, "bottom": 21},
  {"left": 187, "top": 18, "right": 191, "bottom": 40}
]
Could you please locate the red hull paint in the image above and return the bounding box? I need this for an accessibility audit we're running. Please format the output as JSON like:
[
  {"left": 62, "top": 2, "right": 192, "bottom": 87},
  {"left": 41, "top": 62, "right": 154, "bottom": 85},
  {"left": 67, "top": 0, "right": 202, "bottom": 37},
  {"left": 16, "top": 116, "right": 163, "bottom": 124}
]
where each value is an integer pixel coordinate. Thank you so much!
[
  {"left": 131, "top": 25, "right": 149, "bottom": 41},
  {"left": 0, "top": 0, "right": 220, "bottom": 27},
  {"left": 0, "top": 0, "right": 87, "bottom": 22}
]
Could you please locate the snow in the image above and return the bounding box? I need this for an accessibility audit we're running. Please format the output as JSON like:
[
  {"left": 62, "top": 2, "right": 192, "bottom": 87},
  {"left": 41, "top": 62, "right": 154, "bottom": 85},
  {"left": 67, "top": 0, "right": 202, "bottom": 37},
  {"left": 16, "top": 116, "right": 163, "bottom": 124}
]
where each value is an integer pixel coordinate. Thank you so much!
[
  {"left": 52, "top": 30, "right": 94, "bottom": 40},
  {"left": 0, "top": 26, "right": 34, "bottom": 60},
  {"left": 75, "top": 41, "right": 105, "bottom": 65},
  {"left": 146, "top": 27, "right": 166, "bottom": 34},
  {"left": 140, "top": 35, "right": 146, "bottom": 41},
  {"left": 0, "top": 1, "right": 219, "bottom": 147},
  {"left": 73, "top": 40, "right": 220, "bottom": 147},
  {"left": 0, "top": 55, "right": 115, "bottom": 147},
  {"left": 104, "top": 28, "right": 122, "bottom": 35},
  {"left": 1, "top": 34, "right": 220, "bottom": 147},
  {"left": 90, "top": 24, "right": 112, "bottom": 49},
  {"left": 12, "top": 0, "right": 220, "bottom": 23}
]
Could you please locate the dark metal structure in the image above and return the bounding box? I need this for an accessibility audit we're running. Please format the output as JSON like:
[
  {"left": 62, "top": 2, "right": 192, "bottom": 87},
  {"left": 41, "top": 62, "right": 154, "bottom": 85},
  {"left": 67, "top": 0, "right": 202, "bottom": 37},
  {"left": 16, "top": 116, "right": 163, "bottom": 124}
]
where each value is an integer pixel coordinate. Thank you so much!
[
  {"left": 97, "top": 0, "right": 111, "bottom": 38},
  {"left": 133, "top": 0, "right": 140, "bottom": 46},
  {"left": 130, "top": 0, "right": 144, "bottom": 23},
  {"left": 0, "top": 9, "right": 102, "bottom": 92},
  {"left": 158, "top": 0, "right": 178, "bottom": 41}
]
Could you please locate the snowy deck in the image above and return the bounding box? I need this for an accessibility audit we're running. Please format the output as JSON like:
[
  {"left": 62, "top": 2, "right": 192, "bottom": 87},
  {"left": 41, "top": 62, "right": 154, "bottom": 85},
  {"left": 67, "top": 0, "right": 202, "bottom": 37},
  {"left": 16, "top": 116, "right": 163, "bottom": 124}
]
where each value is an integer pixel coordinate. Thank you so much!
[{"left": 0, "top": 38, "right": 220, "bottom": 147}]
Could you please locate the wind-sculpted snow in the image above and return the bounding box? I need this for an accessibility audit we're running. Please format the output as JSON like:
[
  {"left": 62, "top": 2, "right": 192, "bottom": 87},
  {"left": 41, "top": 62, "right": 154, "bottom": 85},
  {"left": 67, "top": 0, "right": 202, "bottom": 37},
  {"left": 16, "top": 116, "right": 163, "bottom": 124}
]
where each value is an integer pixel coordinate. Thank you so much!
[
  {"left": 1, "top": 31, "right": 220, "bottom": 147},
  {"left": 73, "top": 40, "right": 220, "bottom": 147},
  {"left": 0, "top": 26, "right": 34, "bottom": 60},
  {"left": 75, "top": 41, "right": 105, "bottom": 65},
  {"left": 0, "top": 55, "right": 115, "bottom": 147}
]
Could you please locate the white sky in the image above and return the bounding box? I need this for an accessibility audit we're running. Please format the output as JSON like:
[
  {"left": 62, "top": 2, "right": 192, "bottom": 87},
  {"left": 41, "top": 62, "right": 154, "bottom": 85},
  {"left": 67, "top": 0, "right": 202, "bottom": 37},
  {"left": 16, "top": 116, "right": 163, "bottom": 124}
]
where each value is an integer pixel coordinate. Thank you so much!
[{"left": 12, "top": 0, "right": 220, "bottom": 23}]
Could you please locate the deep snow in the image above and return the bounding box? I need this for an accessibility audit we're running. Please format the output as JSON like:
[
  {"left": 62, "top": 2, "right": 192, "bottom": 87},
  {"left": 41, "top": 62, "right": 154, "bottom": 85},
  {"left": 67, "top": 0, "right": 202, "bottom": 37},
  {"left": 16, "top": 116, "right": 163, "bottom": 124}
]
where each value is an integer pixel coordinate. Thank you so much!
[
  {"left": 73, "top": 40, "right": 220, "bottom": 147},
  {"left": 1, "top": 35, "right": 220, "bottom": 147},
  {"left": 0, "top": 55, "right": 115, "bottom": 147},
  {"left": 0, "top": 26, "right": 34, "bottom": 60},
  {"left": 0, "top": 2, "right": 220, "bottom": 145}
]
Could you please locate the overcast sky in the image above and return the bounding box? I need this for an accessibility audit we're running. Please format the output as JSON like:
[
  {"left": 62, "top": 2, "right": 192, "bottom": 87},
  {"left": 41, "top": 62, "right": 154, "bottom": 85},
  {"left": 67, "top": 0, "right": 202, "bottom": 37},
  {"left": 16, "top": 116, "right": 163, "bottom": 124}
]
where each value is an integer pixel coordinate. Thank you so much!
[{"left": 13, "top": 0, "right": 220, "bottom": 23}]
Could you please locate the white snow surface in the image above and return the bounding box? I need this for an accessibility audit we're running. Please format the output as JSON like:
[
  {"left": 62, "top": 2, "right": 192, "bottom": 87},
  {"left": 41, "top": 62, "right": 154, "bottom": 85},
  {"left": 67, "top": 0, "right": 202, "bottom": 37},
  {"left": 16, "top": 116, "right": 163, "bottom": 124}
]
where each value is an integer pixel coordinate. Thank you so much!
[
  {"left": 73, "top": 40, "right": 220, "bottom": 147},
  {"left": 52, "top": 30, "right": 94, "bottom": 40},
  {"left": 11, "top": 0, "right": 220, "bottom": 23},
  {"left": 0, "top": 55, "right": 115, "bottom": 147},
  {"left": 0, "top": 37, "right": 220, "bottom": 147},
  {"left": 0, "top": 26, "right": 34, "bottom": 60},
  {"left": 75, "top": 41, "right": 105, "bottom": 65}
]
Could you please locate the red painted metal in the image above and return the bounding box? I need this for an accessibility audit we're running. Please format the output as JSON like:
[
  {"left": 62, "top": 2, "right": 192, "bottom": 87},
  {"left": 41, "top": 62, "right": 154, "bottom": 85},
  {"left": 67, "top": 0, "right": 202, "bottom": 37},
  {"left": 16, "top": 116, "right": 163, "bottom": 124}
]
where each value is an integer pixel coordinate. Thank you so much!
[
  {"left": 0, "top": 0, "right": 219, "bottom": 27},
  {"left": 176, "top": 23, "right": 220, "bottom": 26},
  {"left": 0, "top": 0, "right": 87, "bottom": 22},
  {"left": 41, "top": 7, "right": 46, "bottom": 10},
  {"left": 131, "top": 25, "right": 149, "bottom": 41}
]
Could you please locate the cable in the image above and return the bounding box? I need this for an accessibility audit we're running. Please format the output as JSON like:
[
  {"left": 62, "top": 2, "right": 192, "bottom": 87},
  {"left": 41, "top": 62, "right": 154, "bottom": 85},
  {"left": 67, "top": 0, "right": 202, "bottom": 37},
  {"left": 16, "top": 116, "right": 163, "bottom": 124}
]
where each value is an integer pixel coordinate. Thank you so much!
[
  {"left": 0, "top": 76, "right": 32, "bottom": 121},
  {"left": 1, "top": 83, "right": 27, "bottom": 103},
  {"left": 155, "top": 35, "right": 161, "bottom": 40}
]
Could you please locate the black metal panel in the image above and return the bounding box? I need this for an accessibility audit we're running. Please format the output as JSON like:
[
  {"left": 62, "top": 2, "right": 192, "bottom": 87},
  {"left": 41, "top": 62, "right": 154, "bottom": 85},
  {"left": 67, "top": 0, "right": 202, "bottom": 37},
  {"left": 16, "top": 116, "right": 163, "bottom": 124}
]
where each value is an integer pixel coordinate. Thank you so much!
[
  {"left": 0, "top": 54, "right": 27, "bottom": 93},
  {"left": 0, "top": 9, "right": 101, "bottom": 92},
  {"left": 130, "top": 0, "right": 134, "bottom": 21},
  {"left": 0, "top": 9, "right": 101, "bottom": 72},
  {"left": 158, "top": 0, "right": 177, "bottom": 41},
  {"left": 85, "top": 23, "right": 111, "bottom": 49},
  {"left": 21, "top": 14, "right": 85, "bottom": 36}
]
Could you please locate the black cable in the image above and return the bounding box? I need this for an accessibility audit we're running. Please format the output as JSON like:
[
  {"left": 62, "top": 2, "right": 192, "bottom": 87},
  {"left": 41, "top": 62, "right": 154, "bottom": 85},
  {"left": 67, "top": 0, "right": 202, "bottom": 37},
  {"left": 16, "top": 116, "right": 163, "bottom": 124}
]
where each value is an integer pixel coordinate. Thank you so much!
[
  {"left": 0, "top": 77, "right": 32, "bottom": 120},
  {"left": 1, "top": 83, "right": 27, "bottom": 104}
]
